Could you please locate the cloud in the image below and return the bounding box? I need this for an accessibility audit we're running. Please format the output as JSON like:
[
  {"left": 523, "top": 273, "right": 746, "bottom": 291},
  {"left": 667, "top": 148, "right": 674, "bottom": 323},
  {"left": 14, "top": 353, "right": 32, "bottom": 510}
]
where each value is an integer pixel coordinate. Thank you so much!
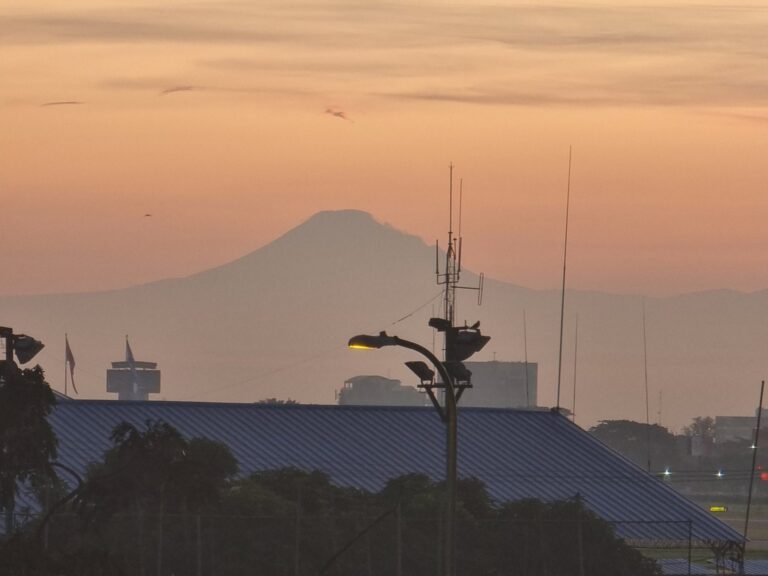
[
  {"left": 5, "top": 2, "right": 768, "bottom": 109},
  {"left": 41, "top": 101, "right": 84, "bottom": 106},
  {"left": 160, "top": 85, "right": 198, "bottom": 95}
]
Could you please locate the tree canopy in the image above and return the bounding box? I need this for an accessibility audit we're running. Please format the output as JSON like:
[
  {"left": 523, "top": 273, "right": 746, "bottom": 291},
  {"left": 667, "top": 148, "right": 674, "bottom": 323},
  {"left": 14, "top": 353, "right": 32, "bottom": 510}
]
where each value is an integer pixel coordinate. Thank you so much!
[
  {"left": 589, "top": 419, "right": 679, "bottom": 472},
  {"left": 1, "top": 419, "right": 662, "bottom": 576},
  {"left": 0, "top": 363, "right": 57, "bottom": 534}
]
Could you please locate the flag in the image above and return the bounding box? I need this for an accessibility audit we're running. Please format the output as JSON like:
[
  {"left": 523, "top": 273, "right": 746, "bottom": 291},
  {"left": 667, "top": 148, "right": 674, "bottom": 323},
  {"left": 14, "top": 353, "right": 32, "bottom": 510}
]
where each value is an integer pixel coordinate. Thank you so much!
[
  {"left": 126, "top": 337, "right": 140, "bottom": 396},
  {"left": 65, "top": 335, "right": 78, "bottom": 395}
]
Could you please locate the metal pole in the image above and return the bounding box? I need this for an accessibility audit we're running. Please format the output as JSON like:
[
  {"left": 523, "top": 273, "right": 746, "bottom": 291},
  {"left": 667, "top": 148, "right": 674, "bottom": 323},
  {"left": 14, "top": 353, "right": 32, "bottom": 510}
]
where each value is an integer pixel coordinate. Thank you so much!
[
  {"left": 64, "top": 334, "right": 68, "bottom": 397},
  {"left": 294, "top": 485, "right": 302, "bottom": 576},
  {"left": 445, "top": 380, "right": 457, "bottom": 576},
  {"left": 389, "top": 337, "right": 456, "bottom": 576},
  {"left": 196, "top": 514, "right": 203, "bottom": 576},
  {"left": 743, "top": 380, "right": 764, "bottom": 548},
  {"left": 396, "top": 502, "right": 403, "bottom": 576},
  {"left": 576, "top": 493, "right": 585, "bottom": 576},
  {"left": 687, "top": 520, "right": 692, "bottom": 576},
  {"left": 556, "top": 146, "right": 573, "bottom": 410}
]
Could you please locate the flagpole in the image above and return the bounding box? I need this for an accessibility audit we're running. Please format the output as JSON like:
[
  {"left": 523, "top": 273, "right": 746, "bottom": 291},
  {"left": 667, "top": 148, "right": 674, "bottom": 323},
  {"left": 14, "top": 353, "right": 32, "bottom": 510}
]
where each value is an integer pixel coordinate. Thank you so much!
[{"left": 64, "top": 333, "right": 68, "bottom": 397}]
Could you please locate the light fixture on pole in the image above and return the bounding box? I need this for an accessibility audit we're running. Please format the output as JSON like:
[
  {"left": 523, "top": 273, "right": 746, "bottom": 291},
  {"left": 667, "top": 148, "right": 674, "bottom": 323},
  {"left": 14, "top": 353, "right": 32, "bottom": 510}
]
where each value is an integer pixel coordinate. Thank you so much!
[
  {"left": 348, "top": 321, "right": 489, "bottom": 576},
  {"left": 0, "top": 326, "right": 45, "bottom": 366}
]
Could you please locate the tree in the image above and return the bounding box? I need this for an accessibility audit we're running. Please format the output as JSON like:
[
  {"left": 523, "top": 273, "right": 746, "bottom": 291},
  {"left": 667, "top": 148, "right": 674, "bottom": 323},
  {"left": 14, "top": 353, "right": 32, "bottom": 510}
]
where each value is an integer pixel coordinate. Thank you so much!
[
  {"left": 589, "top": 420, "right": 680, "bottom": 472},
  {"left": 683, "top": 416, "right": 715, "bottom": 439},
  {"left": 72, "top": 420, "right": 238, "bottom": 575},
  {"left": 0, "top": 363, "right": 57, "bottom": 535},
  {"left": 255, "top": 398, "right": 299, "bottom": 405},
  {"left": 491, "top": 498, "right": 661, "bottom": 576}
]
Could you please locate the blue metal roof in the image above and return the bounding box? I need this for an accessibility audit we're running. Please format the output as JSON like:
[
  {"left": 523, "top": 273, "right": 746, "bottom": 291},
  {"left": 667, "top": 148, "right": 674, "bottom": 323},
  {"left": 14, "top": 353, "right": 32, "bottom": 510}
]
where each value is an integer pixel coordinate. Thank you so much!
[
  {"left": 657, "top": 559, "right": 717, "bottom": 575},
  {"left": 48, "top": 400, "right": 742, "bottom": 545}
]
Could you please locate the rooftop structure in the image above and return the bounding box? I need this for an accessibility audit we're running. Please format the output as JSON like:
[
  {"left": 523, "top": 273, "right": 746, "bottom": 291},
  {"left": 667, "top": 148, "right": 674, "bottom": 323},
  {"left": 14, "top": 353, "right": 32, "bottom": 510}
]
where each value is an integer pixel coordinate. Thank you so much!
[
  {"left": 48, "top": 400, "right": 741, "bottom": 556},
  {"left": 462, "top": 360, "right": 537, "bottom": 408},
  {"left": 337, "top": 375, "right": 425, "bottom": 406},
  {"left": 106, "top": 347, "right": 161, "bottom": 401}
]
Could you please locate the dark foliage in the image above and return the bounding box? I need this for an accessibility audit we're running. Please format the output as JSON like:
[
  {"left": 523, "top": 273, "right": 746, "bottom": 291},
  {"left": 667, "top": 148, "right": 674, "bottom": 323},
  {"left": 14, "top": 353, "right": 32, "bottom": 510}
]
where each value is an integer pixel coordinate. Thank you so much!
[
  {"left": 0, "top": 364, "right": 57, "bottom": 534},
  {"left": 2, "top": 419, "right": 661, "bottom": 576},
  {"left": 590, "top": 419, "right": 680, "bottom": 472}
]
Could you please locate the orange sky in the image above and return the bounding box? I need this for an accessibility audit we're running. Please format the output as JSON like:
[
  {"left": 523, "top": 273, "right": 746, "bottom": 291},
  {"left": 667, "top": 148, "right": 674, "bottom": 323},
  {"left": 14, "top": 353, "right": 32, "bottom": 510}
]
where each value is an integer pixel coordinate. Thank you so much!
[{"left": 2, "top": 0, "right": 767, "bottom": 297}]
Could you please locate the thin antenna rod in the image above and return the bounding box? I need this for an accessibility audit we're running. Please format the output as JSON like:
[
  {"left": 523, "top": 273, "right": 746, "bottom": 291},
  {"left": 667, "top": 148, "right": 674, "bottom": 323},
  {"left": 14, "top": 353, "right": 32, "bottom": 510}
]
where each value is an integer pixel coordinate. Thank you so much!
[
  {"left": 572, "top": 316, "right": 579, "bottom": 423},
  {"left": 657, "top": 390, "right": 663, "bottom": 426},
  {"left": 743, "top": 380, "right": 765, "bottom": 548},
  {"left": 556, "top": 146, "right": 572, "bottom": 411},
  {"left": 448, "top": 163, "right": 454, "bottom": 247},
  {"left": 458, "top": 179, "right": 463, "bottom": 239},
  {"left": 457, "top": 179, "right": 463, "bottom": 274},
  {"left": 444, "top": 163, "right": 455, "bottom": 325},
  {"left": 642, "top": 299, "right": 651, "bottom": 472},
  {"left": 64, "top": 333, "right": 68, "bottom": 397},
  {"left": 523, "top": 310, "right": 530, "bottom": 408}
]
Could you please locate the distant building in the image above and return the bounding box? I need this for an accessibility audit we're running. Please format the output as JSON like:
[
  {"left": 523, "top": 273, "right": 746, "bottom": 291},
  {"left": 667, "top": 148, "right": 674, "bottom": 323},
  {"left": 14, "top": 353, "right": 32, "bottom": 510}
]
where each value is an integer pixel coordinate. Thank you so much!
[
  {"left": 107, "top": 353, "right": 161, "bottom": 401},
  {"left": 460, "top": 361, "right": 538, "bottom": 408},
  {"left": 337, "top": 375, "right": 424, "bottom": 406},
  {"left": 715, "top": 409, "right": 767, "bottom": 444},
  {"left": 339, "top": 361, "right": 538, "bottom": 409}
]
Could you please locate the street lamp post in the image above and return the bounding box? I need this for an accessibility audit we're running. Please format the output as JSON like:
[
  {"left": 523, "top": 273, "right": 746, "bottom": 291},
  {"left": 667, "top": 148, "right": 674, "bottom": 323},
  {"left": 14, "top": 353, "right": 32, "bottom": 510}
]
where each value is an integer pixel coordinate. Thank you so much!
[{"left": 349, "top": 326, "right": 488, "bottom": 576}]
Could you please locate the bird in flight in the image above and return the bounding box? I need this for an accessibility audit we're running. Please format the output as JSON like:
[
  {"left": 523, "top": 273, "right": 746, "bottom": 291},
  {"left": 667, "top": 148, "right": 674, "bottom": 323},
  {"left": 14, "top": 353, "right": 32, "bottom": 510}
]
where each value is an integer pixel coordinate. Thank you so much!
[{"left": 325, "top": 107, "right": 353, "bottom": 122}]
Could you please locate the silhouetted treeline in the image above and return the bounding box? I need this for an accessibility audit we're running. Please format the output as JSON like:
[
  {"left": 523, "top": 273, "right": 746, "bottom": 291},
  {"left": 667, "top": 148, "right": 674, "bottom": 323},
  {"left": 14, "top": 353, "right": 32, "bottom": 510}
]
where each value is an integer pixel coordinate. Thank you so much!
[{"left": 1, "top": 419, "right": 661, "bottom": 576}]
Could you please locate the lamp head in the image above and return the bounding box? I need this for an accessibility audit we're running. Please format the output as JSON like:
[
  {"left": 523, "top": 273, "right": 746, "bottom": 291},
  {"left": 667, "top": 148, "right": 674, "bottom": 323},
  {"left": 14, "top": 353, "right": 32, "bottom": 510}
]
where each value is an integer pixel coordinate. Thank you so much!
[{"left": 348, "top": 332, "right": 396, "bottom": 350}]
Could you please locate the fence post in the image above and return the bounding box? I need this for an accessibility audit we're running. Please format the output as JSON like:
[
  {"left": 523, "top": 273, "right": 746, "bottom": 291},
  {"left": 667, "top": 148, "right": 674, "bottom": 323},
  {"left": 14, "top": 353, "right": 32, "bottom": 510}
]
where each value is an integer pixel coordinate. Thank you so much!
[
  {"left": 687, "top": 520, "right": 692, "bottom": 576},
  {"left": 196, "top": 514, "right": 203, "bottom": 576},
  {"left": 294, "top": 486, "right": 302, "bottom": 576},
  {"left": 396, "top": 502, "right": 403, "bottom": 576}
]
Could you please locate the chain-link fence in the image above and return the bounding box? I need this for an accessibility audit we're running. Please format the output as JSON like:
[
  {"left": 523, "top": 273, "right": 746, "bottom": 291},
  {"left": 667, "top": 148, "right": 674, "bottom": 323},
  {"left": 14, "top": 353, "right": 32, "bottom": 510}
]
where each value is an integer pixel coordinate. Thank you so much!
[{"left": 21, "top": 510, "right": 708, "bottom": 576}]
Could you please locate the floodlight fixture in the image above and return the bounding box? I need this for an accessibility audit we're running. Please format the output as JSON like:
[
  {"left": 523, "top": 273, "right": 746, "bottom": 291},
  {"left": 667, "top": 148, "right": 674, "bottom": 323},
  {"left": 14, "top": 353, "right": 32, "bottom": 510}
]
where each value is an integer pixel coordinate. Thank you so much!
[
  {"left": 405, "top": 360, "right": 434, "bottom": 383},
  {"left": 0, "top": 326, "right": 45, "bottom": 365},
  {"left": 13, "top": 334, "right": 45, "bottom": 364},
  {"left": 449, "top": 326, "right": 491, "bottom": 362},
  {"left": 445, "top": 361, "right": 472, "bottom": 383}
]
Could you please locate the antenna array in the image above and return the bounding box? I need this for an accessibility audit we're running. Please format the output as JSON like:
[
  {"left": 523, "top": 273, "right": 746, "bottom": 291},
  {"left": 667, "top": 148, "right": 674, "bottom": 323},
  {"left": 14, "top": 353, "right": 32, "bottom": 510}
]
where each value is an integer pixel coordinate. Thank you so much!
[{"left": 435, "top": 164, "right": 484, "bottom": 329}]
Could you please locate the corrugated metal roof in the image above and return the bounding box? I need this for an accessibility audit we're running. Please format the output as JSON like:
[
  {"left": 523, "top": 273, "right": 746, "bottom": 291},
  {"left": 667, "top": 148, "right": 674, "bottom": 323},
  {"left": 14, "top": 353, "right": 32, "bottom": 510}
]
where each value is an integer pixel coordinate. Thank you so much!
[
  {"left": 658, "top": 559, "right": 717, "bottom": 575},
  {"left": 48, "top": 400, "right": 742, "bottom": 545},
  {"left": 725, "top": 559, "right": 768, "bottom": 575}
]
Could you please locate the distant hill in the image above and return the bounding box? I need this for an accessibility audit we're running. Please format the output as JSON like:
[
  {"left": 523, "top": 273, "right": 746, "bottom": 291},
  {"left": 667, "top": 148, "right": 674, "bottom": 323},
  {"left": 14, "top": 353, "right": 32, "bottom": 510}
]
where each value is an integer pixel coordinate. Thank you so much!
[{"left": 2, "top": 209, "right": 766, "bottom": 431}]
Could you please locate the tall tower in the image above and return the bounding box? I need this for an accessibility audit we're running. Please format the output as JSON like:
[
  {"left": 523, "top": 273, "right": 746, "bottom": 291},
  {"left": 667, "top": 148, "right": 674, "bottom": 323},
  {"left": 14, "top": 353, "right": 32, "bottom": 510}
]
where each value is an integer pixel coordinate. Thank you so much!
[{"left": 106, "top": 340, "right": 161, "bottom": 401}]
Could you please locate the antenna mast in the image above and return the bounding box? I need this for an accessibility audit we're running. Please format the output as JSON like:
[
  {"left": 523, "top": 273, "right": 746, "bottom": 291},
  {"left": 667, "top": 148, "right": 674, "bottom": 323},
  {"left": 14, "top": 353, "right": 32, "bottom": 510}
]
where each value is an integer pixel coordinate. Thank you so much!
[
  {"left": 572, "top": 315, "right": 579, "bottom": 423},
  {"left": 642, "top": 299, "right": 651, "bottom": 473},
  {"left": 556, "top": 147, "right": 572, "bottom": 411},
  {"left": 436, "top": 165, "right": 483, "bottom": 331},
  {"left": 523, "top": 309, "right": 530, "bottom": 408},
  {"left": 441, "top": 164, "right": 459, "bottom": 324}
]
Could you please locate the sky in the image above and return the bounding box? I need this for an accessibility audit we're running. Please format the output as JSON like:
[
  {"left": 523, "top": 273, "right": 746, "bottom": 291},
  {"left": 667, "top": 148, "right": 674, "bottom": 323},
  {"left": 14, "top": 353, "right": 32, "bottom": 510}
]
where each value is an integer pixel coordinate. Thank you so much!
[{"left": 2, "top": 0, "right": 768, "bottom": 298}]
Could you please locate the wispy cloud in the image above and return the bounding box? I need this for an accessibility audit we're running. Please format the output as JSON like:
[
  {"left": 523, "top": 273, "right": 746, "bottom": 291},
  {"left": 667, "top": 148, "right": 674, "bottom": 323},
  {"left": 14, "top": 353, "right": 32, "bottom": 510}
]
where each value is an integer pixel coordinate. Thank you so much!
[
  {"left": 4, "top": 2, "right": 768, "bottom": 109},
  {"left": 160, "top": 85, "right": 198, "bottom": 95},
  {"left": 41, "top": 100, "right": 83, "bottom": 106}
]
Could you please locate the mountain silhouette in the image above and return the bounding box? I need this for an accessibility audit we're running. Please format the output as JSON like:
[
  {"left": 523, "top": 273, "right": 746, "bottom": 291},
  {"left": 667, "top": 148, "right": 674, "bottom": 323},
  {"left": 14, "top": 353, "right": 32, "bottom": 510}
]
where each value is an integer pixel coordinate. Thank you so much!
[{"left": 2, "top": 209, "right": 766, "bottom": 430}]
